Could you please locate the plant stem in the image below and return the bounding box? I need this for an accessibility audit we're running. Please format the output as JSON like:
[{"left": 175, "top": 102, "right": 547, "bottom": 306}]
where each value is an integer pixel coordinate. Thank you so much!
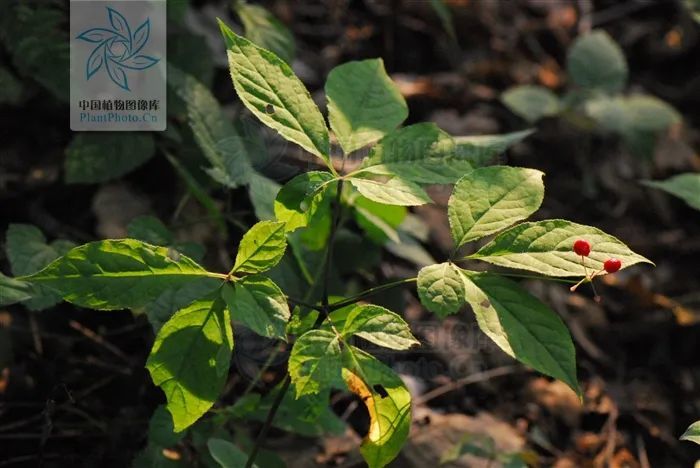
[
  {"left": 246, "top": 179, "right": 344, "bottom": 467},
  {"left": 244, "top": 375, "right": 291, "bottom": 468},
  {"left": 321, "top": 179, "right": 344, "bottom": 314},
  {"left": 286, "top": 297, "right": 323, "bottom": 312},
  {"left": 328, "top": 277, "right": 417, "bottom": 312}
]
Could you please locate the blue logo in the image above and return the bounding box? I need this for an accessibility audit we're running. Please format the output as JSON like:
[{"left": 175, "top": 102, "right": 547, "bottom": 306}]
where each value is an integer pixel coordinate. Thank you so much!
[{"left": 76, "top": 7, "right": 160, "bottom": 91}]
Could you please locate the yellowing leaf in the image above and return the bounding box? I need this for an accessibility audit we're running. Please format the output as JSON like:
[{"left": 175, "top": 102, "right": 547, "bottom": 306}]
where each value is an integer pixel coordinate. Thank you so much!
[{"left": 342, "top": 346, "right": 411, "bottom": 468}]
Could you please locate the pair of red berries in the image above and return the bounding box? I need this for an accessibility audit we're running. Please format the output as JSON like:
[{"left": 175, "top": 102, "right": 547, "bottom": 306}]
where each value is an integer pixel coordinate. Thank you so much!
[{"left": 573, "top": 239, "right": 621, "bottom": 273}]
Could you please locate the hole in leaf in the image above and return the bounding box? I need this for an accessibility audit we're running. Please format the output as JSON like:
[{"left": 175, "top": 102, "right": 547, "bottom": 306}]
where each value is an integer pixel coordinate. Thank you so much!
[
  {"left": 480, "top": 299, "right": 491, "bottom": 308},
  {"left": 373, "top": 384, "right": 389, "bottom": 399},
  {"left": 265, "top": 104, "right": 275, "bottom": 114}
]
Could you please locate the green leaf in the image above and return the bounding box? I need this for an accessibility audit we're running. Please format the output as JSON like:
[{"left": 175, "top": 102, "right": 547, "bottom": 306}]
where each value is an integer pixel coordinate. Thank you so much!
[
  {"left": 681, "top": 420, "right": 700, "bottom": 445},
  {"left": 222, "top": 276, "right": 290, "bottom": 340},
  {"left": 234, "top": 2, "right": 296, "bottom": 64},
  {"left": 0, "top": 273, "right": 34, "bottom": 306},
  {"left": 148, "top": 405, "right": 185, "bottom": 448},
  {"left": 143, "top": 277, "right": 222, "bottom": 333},
  {"left": 126, "top": 216, "right": 204, "bottom": 262},
  {"left": 219, "top": 21, "right": 331, "bottom": 167},
  {"left": 622, "top": 95, "right": 681, "bottom": 131},
  {"left": 146, "top": 295, "right": 233, "bottom": 432},
  {"left": 341, "top": 305, "right": 419, "bottom": 350},
  {"left": 64, "top": 133, "right": 155, "bottom": 184},
  {"left": 232, "top": 221, "right": 287, "bottom": 274},
  {"left": 642, "top": 173, "right": 700, "bottom": 211},
  {"left": 502, "top": 85, "right": 560, "bottom": 123},
  {"left": 461, "top": 271, "right": 580, "bottom": 395},
  {"left": 470, "top": 219, "right": 653, "bottom": 277},
  {"left": 168, "top": 64, "right": 254, "bottom": 188},
  {"left": 0, "top": 3, "right": 69, "bottom": 101},
  {"left": 128, "top": 216, "right": 175, "bottom": 246},
  {"left": 6, "top": 224, "right": 72, "bottom": 276},
  {"left": 417, "top": 262, "right": 466, "bottom": 318},
  {"left": 448, "top": 166, "right": 544, "bottom": 247},
  {"left": 208, "top": 438, "right": 256, "bottom": 468},
  {"left": 274, "top": 171, "right": 334, "bottom": 232},
  {"left": 566, "top": 30, "right": 627, "bottom": 93},
  {"left": 353, "top": 195, "right": 407, "bottom": 243},
  {"left": 226, "top": 385, "right": 346, "bottom": 437},
  {"left": 343, "top": 346, "right": 411, "bottom": 468},
  {"left": 358, "top": 123, "right": 469, "bottom": 184},
  {"left": 288, "top": 329, "right": 342, "bottom": 397},
  {"left": 6, "top": 224, "right": 76, "bottom": 310},
  {"left": 453, "top": 129, "right": 534, "bottom": 168},
  {"left": 25, "top": 240, "right": 221, "bottom": 310},
  {"left": 326, "top": 58, "right": 407, "bottom": 154},
  {"left": 349, "top": 175, "right": 432, "bottom": 207},
  {"left": 168, "top": 32, "right": 215, "bottom": 88},
  {"left": 248, "top": 172, "right": 281, "bottom": 220}
]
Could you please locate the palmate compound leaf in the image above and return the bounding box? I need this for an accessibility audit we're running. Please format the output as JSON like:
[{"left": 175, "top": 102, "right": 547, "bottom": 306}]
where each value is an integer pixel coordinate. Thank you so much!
[
  {"left": 146, "top": 294, "right": 233, "bottom": 432},
  {"left": 460, "top": 270, "right": 580, "bottom": 395},
  {"left": 341, "top": 304, "right": 419, "bottom": 350},
  {"left": 219, "top": 20, "right": 331, "bottom": 168},
  {"left": 222, "top": 276, "right": 290, "bottom": 340},
  {"left": 470, "top": 219, "right": 653, "bottom": 277},
  {"left": 448, "top": 166, "right": 544, "bottom": 247},
  {"left": 274, "top": 171, "right": 335, "bottom": 232},
  {"left": 23, "top": 239, "right": 221, "bottom": 310},
  {"left": 232, "top": 221, "right": 287, "bottom": 274},
  {"left": 288, "top": 329, "right": 343, "bottom": 398},
  {"left": 343, "top": 346, "right": 411, "bottom": 468},
  {"left": 417, "top": 262, "right": 466, "bottom": 318},
  {"left": 355, "top": 123, "right": 469, "bottom": 185},
  {"left": 325, "top": 58, "right": 407, "bottom": 154}
]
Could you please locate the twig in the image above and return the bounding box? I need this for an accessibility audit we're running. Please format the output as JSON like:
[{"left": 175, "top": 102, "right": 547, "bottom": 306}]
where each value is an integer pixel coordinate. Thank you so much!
[
  {"left": 245, "top": 376, "right": 291, "bottom": 468},
  {"left": 415, "top": 365, "right": 521, "bottom": 405},
  {"left": 28, "top": 311, "right": 43, "bottom": 355},
  {"left": 68, "top": 320, "right": 131, "bottom": 364},
  {"left": 286, "top": 296, "right": 323, "bottom": 312},
  {"left": 328, "top": 277, "right": 417, "bottom": 312}
]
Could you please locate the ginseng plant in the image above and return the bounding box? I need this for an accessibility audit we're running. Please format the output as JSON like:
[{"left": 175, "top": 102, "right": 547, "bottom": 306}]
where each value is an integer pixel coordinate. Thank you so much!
[{"left": 1, "top": 21, "right": 653, "bottom": 468}]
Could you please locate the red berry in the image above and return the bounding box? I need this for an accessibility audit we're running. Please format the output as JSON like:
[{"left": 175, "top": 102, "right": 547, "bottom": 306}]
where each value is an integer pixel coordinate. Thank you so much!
[
  {"left": 604, "top": 258, "right": 622, "bottom": 273},
  {"left": 573, "top": 239, "right": 591, "bottom": 257}
]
